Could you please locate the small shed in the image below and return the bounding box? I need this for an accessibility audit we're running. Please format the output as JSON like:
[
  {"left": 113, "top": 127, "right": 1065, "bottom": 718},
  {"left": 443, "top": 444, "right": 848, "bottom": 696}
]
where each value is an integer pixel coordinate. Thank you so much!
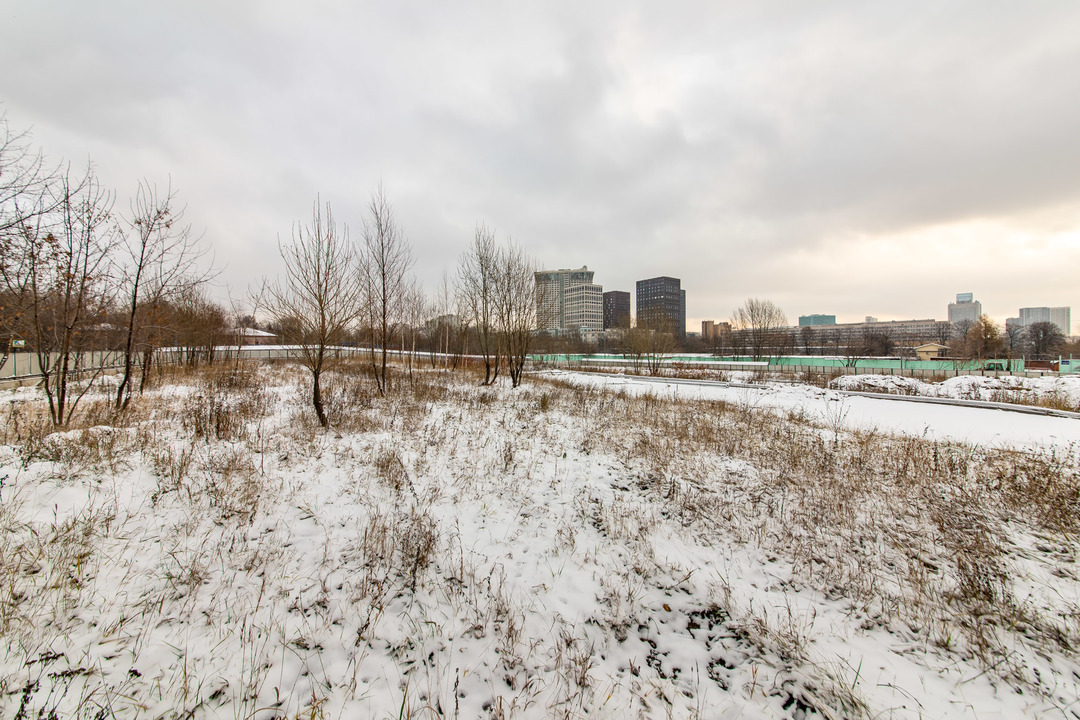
[{"left": 914, "top": 343, "right": 949, "bottom": 361}]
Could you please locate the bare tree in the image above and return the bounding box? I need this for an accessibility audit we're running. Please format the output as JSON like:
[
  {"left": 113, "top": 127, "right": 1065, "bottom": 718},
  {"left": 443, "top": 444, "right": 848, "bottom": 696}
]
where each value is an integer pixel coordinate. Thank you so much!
[
  {"left": 435, "top": 270, "right": 455, "bottom": 369},
  {"left": 114, "top": 180, "right": 208, "bottom": 409},
  {"left": 951, "top": 318, "right": 974, "bottom": 342},
  {"left": 798, "top": 325, "right": 819, "bottom": 356},
  {"left": 1, "top": 115, "right": 59, "bottom": 371},
  {"left": 1026, "top": 321, "right": 1066, "bottom": 360},
  {"left": 0, "top": 114, "right": 58, "bottom": 238},
  {"left": 950, "top": 315, "right": 1007, "bottom": 362},
  {"left": 635, "top": 316, "right": 677, "bottom": 376},
  {"left": 269, "top": 198, "right": 361, "bottom": 427},
  {"left": 494, "top": 240, "right": 538, "bottom": 388},
  {"left": 401, "top": 279, "right": 426, "bottom": 383},
  {"left": 229, "top": 279, "right": 269, "bottom": 371},
  {"left": 359, "top": 185, "right": 414, "bottom": 394},
  {"left": 731, "top": 298, "right": 788, "bottom": 361},
  {"left": 172, "top": 283, "right": 228, "bottom": 367},
  {"left": 27, "top": 167, "right": 122, "bottom": 425},
  {"left": 457, "top": 223, "right": 500, "bottom": 384},
  {"left": 860, "top": 327, "right": 894, "bottom": 357}
]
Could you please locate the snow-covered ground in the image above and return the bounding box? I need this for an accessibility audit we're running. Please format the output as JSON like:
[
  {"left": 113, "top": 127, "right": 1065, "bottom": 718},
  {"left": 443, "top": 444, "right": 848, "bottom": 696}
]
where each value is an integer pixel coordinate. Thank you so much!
[
  {"left": 556, "top": 370, "right": 1080, "bottom": 452},
  {"left": 833, "top": 373, "right": 1080, "bottom": 411},
  {"left": 2, "top": 365, "right": 1078, "bottom": 718}
]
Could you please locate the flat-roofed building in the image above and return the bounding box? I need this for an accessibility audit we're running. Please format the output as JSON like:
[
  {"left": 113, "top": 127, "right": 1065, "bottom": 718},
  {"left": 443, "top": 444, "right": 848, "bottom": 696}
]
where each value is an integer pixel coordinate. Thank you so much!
[
  {"left": 1017, "top": 306, "right": 1071, "bottom": 337},
  {"left": 603, "top": 290, "right": 630, "bottom": 329},
  {"left": 564, "top": 283, "right": 604, "bottom": 333},
  {"left": 636, "top": 276, "right": 685, "bottom": 342},
  {"left": 701, "top": 320, "right": 732, "bottom": 341},
  {"left": 948, "top": 293, "right": 982, "bottom": 326},
  {"left": 799, "top": 314, "right": 836, "bottom": 327},
  {"left": 535, "top": 267, "right": 603, "bottom": 334},
  {"left": 799, "top": 318, "right": 952, "bottom": 347}
]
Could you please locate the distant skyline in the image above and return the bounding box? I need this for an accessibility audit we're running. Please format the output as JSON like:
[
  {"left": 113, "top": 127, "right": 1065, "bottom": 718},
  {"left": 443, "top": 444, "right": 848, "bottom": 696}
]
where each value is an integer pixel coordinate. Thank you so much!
[{"left": 3, "top": 2, "right": 1079, "bottom": 334}]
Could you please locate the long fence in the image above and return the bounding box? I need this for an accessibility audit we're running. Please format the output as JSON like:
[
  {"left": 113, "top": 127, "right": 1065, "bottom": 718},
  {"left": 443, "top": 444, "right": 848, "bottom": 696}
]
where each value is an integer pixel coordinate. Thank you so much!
[
  {"left": 152, "top": 345, "right": 370, "bottom": 365},
  {"left": 2, "top": 346, "right": 1066, "bottom": 389},
  {"left": 0, "top": 345, "right": 440, "bottom": 388},
  {"left": 0, "top": 350, "right": 127, "bottom": 384},
  {"left": 529, "top": 353, "right": 1061, "bottom": 379}
]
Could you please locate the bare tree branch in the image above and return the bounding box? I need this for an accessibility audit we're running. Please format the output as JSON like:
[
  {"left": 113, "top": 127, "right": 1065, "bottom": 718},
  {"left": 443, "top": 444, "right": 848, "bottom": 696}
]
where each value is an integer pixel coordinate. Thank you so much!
[
  {"left": 269, "top": 197, "right": 361, "bottom": 427},
  {"left": 358, "top": 184, "right": 414, "bottom": 395}
]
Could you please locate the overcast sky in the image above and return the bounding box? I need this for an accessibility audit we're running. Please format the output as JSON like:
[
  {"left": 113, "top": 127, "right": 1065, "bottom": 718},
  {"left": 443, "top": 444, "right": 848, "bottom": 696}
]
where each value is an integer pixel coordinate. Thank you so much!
[{"left": 3, "top": 1, "right": 1079, "bottom": 332}]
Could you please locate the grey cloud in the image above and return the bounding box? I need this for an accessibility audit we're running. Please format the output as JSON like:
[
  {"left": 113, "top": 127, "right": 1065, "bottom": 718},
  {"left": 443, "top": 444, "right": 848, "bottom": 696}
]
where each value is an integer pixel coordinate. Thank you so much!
[{"left": 2, "top": 0, "right": 1078, "bottom": 326}]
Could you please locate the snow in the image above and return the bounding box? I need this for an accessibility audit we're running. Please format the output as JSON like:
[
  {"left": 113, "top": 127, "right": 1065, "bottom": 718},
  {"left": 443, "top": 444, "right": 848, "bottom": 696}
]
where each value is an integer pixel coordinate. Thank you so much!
[
  {"left": 1, "top": 366, "right": 1078, "bottom": 718},
  {"left": 555, "top": 370, "right": 1080, "bottom": 452},
  {"left": 833, "top": 372, "right": 1080, "bottom": 410}
]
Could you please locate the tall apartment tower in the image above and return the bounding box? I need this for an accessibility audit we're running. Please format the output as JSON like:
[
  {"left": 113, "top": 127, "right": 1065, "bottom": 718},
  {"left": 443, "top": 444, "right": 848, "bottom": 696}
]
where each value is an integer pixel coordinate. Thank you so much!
[
  {"left": 1018, "top": 307, "right": 1072, "bottom": 337},
  {"left": 534, "top": 267, "right": 603, "bottom": 334},
  {"left": 603, "top": 291, "right": 630, "bottom": 329},
  {"left": 635, "top": 276, "right": 686, "bottom": 343},
  {"left": 947, "top": 293, "right": 982, "bottom": 326}
]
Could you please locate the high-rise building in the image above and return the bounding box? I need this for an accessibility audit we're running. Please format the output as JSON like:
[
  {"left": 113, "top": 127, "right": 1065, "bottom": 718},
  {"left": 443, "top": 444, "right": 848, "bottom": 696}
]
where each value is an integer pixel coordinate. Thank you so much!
[
  {"left": 564, "top": 283, "right": 604, "bottom": 333},
  {"left": 799, "top": 314, "right": 836, "bottom": 327},
  {"left": 603, "top": 291, "right": 630, "bottom": 329},
  {"left": 702, "top": 320, "right": 732, "bottom": 342},
  {"left": 947, "top": 293, "right": 982, "bottom": 325},
  {"left": 636, "top": 276, "right": 686, "bottom": 342},
  {"left": 1017, "top": 307, "right": 1072, "bottom": 337},
  {"left": 534, "top": 267, "right": 603, "bottom": 334}
]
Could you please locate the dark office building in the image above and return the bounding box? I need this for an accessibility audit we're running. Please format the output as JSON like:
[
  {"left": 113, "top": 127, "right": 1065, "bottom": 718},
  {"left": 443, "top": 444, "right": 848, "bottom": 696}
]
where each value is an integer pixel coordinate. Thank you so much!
[
  {"left": 603, "top": 291, "right": 631, "bottom": 329},
  {"left": 635, "top": 276, "right": 686, "bottom": 343}
]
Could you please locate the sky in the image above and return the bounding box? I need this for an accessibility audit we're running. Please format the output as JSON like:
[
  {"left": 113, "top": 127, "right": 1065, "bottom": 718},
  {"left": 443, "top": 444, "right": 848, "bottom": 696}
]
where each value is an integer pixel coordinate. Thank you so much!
[{"left": 3, "top": 1, "right": 1080, "bottom": 333}]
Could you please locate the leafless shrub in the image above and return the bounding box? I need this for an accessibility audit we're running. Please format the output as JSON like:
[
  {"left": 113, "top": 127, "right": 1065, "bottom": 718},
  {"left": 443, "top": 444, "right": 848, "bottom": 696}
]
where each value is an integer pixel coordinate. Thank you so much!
[
  {"left": 202, "top": 446, "right": 261, "bottom": 522},
  {"left": 321, "top": 371, "right": 375, "bottom": 432},
  {"left": 348, "top": 504, "right": 440, "bottom": 610},
  {"left": 177, "top": 369, "right": 272, "bottom": 443},
  {"left": 182, "top": 389, "right": 243, "bottom": 441},
  {"left": 146, "top": 441, "right": 195, "bottom": 503},
  {"left": 43, "top": 426, "right": 133, "bottom": 478},
  {"left": 375, "top": 446, "right": 410, "bottom": 495},
  {"left": 984, "top": 448, "right": 1080, "bottom": 533},
  {"left": 4, "top": 401, "right": 55, "bottom": 466}
]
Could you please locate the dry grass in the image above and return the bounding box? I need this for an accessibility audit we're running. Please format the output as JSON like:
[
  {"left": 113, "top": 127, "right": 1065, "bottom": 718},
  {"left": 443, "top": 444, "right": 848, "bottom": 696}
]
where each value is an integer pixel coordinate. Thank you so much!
[
  {"left": 534, "top": 375, "right": 1080, "bottom": 680},
  {"left": 1, "top": 361, "right": 1077, "bottom": 718}
]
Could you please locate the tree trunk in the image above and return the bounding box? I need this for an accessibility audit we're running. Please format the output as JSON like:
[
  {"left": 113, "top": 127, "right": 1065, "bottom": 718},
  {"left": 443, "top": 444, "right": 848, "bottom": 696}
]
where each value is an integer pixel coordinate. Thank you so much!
[
  {"left": 312, "top": 368, "right": 328, "bottom": 428},
  {"left": 139, "top": 346, "right": 154, "bottom": 393}
]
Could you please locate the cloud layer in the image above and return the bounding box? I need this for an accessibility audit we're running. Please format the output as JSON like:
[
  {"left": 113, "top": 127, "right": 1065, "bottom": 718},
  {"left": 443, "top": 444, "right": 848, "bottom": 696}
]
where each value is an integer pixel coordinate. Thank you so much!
[{"left": 3, "top": 1, "right": 1079, "bottom": 330}]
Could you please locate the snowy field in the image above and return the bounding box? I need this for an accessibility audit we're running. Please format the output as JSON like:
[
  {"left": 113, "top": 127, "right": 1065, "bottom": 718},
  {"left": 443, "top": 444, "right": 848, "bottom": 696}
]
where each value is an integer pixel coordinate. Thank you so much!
[
  {"left": 832, "top": 373, "right": 1080, "bottom": 413},
  {"left": 2, "top": 363, "right": 1079, "bottom": 719},
  {"left": 558, "top": 371, "right": 1080, "bottom": 452}
]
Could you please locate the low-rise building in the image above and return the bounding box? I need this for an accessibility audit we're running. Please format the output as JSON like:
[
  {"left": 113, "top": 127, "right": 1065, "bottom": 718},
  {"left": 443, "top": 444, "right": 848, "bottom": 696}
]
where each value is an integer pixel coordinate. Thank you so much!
[
  {"left": 914, "top": 343, "right": 949, "bottom": 361},
  {"left": 230, "top": 328, "right": 278, "bottom": 346},
  {"left": 798, "top": 318, "right": 952, "bottom": 347}
]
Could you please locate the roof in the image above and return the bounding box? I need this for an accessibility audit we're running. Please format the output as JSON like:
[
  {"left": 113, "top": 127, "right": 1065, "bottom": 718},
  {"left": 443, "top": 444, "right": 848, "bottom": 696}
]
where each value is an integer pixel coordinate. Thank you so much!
[{"left": 231, "top": 327, "right": 277, "bottom": 337}]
